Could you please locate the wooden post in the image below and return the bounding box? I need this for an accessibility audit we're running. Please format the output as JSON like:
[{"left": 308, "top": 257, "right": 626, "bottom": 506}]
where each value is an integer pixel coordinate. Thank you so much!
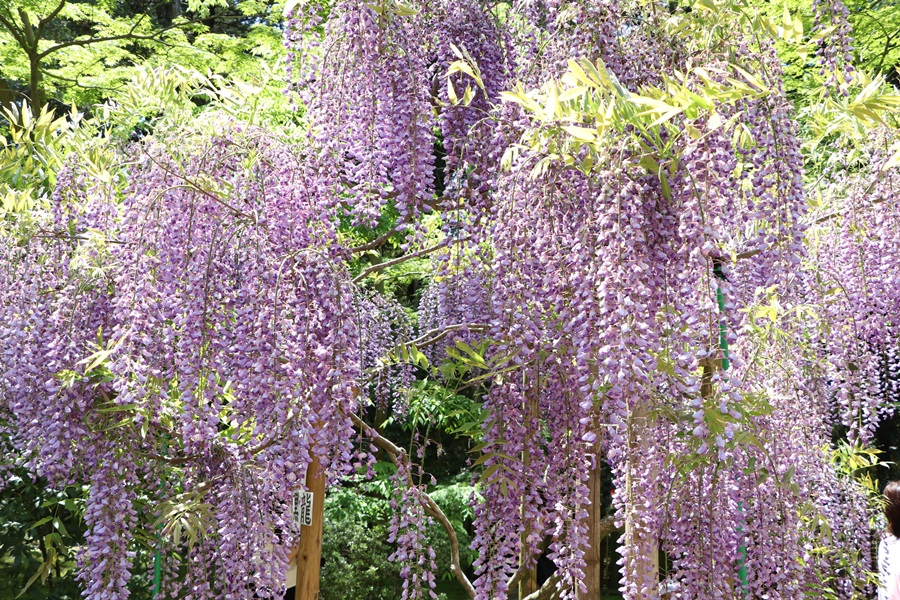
[
  {"left": 519, "top": 385, "right": 539, "bottom": 600},
  {"left": 295, "top": 453, "right": 326, "bottom": 600},
  {"left": 581, "top": 429, "right": 603, "bottom": 599}
]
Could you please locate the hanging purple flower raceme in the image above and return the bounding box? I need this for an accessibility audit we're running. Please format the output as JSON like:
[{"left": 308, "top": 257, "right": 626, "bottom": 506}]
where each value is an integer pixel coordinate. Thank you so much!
[
  {"left": 470, "top": 15, "right": 875, "bottom": 596},
  {"left": 0, "top": 122, "right": 370, "bottom": 599},
  {"left": 0, "top": 1, "right": 885, "bottom": 598},
  {"left": 290, "top": 0, "right": 435, "bottom": 227},
  {"left": 388, "top": 458, "right": 439, "bottom": 600},
  {"left": 357, "top": 290, "right": 415, "bottom": 414},
  {"left": 0, "top": 159, "right": 119, "bottom": 489},
  {"left": 77, "top": 455, "right": 139, "bottom": 600},
  {"left": 432, "top": 0, "right": 512, "bottom": 231},
  {"left": 807, "top": 131, "right": 900, "bottom": 442},
  {"left": 417, "top": 264, "right": 492, "bottom": 369},
  {"left": 812, "top": 0, "right": 856, "bottom": 94}
]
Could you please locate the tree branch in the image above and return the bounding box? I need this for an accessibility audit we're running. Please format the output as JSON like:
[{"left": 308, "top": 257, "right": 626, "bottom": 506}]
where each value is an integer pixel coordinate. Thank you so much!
[
  {"left": 507, "top": 536, "right": 552, "bottom": 591},
  {"left": 18, "top": 9, "right": 36, "bottom": 47},
  {"left": 595, "top": 514, "right": 620, "bottom": 541},
  {"left": 34, "top": 232, "right": 133, "bottom": 246},
  {"left": 143, "top": 152, "right": 252, "bottom": 220},
  {"left": 36, "top": 13, "right": 199, "bottom": 60},
  {"left": 408, "top": 323, "right": 492, "bottom": 348},
  {"left": 352, "top": 236, "right": 467, "bottom": 283},
  {"left": 0, "top": 10, "right": 27, "bottom": 49},
  {"left": 348, "top": 224, "right": 407, "bottom": 253},
  {"left": 346, "top": 410, "right": 477, "bottom": 599},
  {"left": 36, "top": 0, "right": 67, "bottom": 38},
  {"left": 522, "top": 573, "right": 563, "bottom": 600}
]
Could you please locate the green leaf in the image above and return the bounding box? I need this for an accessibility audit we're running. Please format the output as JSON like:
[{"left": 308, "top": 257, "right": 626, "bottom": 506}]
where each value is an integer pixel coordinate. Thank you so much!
[
  {"left": 561, "top": 125, "right": 597, "bottom": 142},
  {"left": 882, "top": 145, "right": 900, "bottom": 171},
  {"left": 472, "top": 451, "right": 517, "bottom": 467},
  {"left": 659, "top": 170, "right": 672, "bottom": 201},
  {"left": 447, "top": 79, "right": 458, "bottom": 104},
  {"left": 29, "top": 516, "right": 53, "bottom": 530},
  {"left": 17, "top": 561, "right": 50, "bottom": 599},
  {"left": 52, "top": 517, "right": 70, "bottom": 538}
]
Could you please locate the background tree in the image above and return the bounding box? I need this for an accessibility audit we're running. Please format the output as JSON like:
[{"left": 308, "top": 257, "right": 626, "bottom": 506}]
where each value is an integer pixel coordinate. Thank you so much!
[{"left": 0, "top": 0, "right": 287, "bottom": 110}]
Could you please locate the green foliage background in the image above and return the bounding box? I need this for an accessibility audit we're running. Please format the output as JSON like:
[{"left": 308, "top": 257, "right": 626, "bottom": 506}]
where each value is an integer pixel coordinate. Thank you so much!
[{"left": 0, "top": 0, "right": 289, "bottom": 108}]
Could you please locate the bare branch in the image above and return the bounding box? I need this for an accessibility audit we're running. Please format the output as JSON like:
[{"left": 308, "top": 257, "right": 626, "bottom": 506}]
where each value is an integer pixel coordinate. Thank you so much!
[
  {"left": 18, "top": 8, "right": 36, "bottom": 47},
  {"left": 346, "top": 410, "right": 477, "bottom": 599},
  {"left": 409, "top": 323, "right": 492, "bottom": 348},
  {"left": 36, "top": 0, "right": 67, "bottom": 36},
  {"left": 39, "top": 31, "right": 151, "bottom": 59},
  {"left": 143, "top": 152, "right": 252, "bottom": 220},
  {"left": 734, "top": 247, "right": 763, "bottom": 261},
  {"left": 34, "top": 232, "right": 133, "bottom": 245},
  {"left": 507, "top": 536, "right": 552, "bottom": 591},
  {"left": 0, "top": 10, "right": 28, "bottom": 49},
  {"left": 348, "top": 224, "right": 408, "bottom": 253},
  {"left": 36, "top": 13, "right": 203, "bottom": 60},
  {"left": 522, "top": 573, "right": 563, "bottom": 600},
  {"left": 352, "top": 236, "right": 467, "bottom": 283},
  {"left": 595, "top": 514, "right": 620, "bottom": 540}
]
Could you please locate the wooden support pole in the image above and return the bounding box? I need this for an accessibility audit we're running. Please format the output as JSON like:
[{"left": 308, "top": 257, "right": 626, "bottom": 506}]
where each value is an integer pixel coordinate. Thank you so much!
[
  {"left": 519, "top": 384, "right": 539, "bottom": 600},
  {"left": 581, "top": 429, "right": 603, "bottom": 600},
  {"left": 295, "top": 453, "right": 326, "bottom": 600}
]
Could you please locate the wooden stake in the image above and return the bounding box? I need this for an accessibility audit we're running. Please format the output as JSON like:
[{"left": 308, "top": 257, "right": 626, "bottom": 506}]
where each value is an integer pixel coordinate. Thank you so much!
[
  {"left": 581, "top": 429, "right": 603, "bottom": 599},
  {"left": 519, "top": 382, "right": 539, "bottom": 600},
  {"left": 295, "top": 453, "right": 326, "bottom": 600}
]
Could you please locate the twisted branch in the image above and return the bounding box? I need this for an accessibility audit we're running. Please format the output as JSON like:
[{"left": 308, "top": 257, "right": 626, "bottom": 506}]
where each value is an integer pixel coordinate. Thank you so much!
[{"left": 346, "top": 410, "right": 477, "bottom": 599}]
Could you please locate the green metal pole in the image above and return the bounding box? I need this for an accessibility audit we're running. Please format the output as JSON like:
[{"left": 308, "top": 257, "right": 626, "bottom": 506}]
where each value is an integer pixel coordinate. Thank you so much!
[
  {"left": 713, "top": 260, "right": 748, "bottom": 597},
  {"left": 152, "top": 438, "right": 166, "bottom": 598},
  {"left": 714, "top": 262, "right": 730, "bottom": 371}
]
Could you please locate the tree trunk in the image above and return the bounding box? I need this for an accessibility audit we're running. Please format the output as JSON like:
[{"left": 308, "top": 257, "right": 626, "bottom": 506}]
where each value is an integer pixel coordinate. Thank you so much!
[
  {"left": 518, "top": 563, "right": 538, "bottom": 599},
  {"left": 295, "top": 453, "right": 326, "bottom": 600},
  {"left": 29, "top": 54, "right": 44, "bottom": 109},
  {"left": 16, "top": 8, "right": 44, "bottom": 109}
]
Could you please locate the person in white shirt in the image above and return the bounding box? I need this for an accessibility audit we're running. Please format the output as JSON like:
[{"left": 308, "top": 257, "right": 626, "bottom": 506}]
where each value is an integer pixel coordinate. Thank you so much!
[{"left": 879, "top": 481, "right": 900, "bottom": 600}]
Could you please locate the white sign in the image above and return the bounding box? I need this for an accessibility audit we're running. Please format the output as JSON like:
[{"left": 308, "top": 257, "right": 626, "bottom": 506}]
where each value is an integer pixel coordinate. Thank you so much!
[{"left": 292, "top": 490, "right": 314, "bottom": 527}]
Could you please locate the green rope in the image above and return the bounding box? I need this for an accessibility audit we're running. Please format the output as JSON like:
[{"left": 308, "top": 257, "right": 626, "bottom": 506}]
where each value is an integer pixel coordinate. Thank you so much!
[{"left": 713, "top": 261, "right": 748, "bottom": 597}]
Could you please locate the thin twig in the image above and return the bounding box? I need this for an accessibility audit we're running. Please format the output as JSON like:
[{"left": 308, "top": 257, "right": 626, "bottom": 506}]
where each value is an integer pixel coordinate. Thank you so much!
[
  {"left": 144, "top": 152, "right": 252, "bottom": 219},
  {"left": 352, "top": 236, "right": 468, "bottom": 283},
  {"left": 34, "top": 232, "right": 133, "bottom": 245},
  {"left": 346, "top": 410, "right": 477, "bottom": 599},
  {"left": 408, "top": 323, "right": 492, "bottom": 348},
  {"left": 348, "top": 225, "right": 407, "bottom": 253}
]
